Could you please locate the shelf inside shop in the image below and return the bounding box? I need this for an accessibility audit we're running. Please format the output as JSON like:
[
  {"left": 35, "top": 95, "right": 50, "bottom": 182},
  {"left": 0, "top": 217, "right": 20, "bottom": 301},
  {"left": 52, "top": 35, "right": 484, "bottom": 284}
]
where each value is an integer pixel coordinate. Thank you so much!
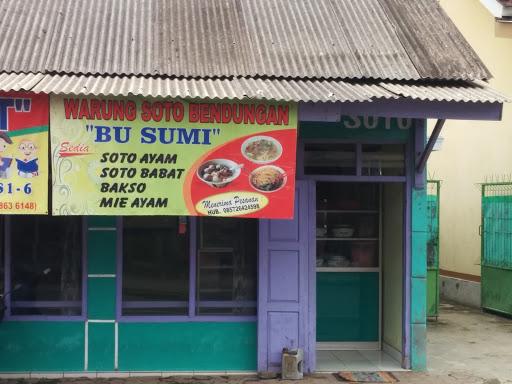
[
  {"left": 316, "top": 267, "right": 380, "bottom": 273},
  {"left": 316, "top": 238, "right": 379, "bottom": 241},
  {"left": 317, "top": 210, "right": 379, "bottom": 214}
]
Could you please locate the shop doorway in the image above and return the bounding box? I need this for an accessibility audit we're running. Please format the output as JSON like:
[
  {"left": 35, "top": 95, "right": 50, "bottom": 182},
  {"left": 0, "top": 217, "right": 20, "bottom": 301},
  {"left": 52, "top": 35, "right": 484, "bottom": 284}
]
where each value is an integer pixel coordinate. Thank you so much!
[{"left": 314, "top": 182, "right": 405, "bottom": 372}]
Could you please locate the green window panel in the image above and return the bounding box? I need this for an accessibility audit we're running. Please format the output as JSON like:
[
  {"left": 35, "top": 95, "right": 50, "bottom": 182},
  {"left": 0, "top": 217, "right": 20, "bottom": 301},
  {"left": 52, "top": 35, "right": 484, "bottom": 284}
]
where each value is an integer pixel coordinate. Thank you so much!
[
  {"left": 88, "top": 216, "right": 117, "bottom": 229},
  {"left": 87, "top": 230, "right": 117, "bottom": 275},
  {"left": 88, "top": 278, "right": 116, "bottom": 320}
]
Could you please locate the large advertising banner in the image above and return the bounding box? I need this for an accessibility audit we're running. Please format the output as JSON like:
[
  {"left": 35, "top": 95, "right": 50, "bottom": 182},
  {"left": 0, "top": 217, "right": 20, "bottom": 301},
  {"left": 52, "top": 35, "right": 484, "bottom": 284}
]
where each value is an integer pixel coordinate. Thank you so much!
[
  {"left": 0, "top": 92, "right": 49, "bottom": 214},
  {"left": 50, "top": 95, "right": 297, "bottom": 218}
]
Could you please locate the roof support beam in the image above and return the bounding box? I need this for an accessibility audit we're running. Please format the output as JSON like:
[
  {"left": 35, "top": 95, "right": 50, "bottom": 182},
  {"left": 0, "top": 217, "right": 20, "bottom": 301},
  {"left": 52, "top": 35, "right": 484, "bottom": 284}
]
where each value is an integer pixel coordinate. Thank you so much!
[{"left": 416, "top": 119, "right": 445, "bottom": 174}]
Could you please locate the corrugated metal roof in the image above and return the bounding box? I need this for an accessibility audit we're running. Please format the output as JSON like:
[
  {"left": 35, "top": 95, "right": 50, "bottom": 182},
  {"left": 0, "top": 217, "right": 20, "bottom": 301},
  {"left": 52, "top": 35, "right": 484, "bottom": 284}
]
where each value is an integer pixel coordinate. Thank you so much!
[
  {"left": 378, "top": 0, "right": 490, "bottom": 81},
  {"left": 0, "top": 72, "right": 44, "bottom": 92},
  {"left": 0, "top": 73, "right": 507, "bottom": 104},
  {"left": 326, "top": 0, "right": 420, "bottom": 80},
  {"left": 30, "top": 74, "right": 397, "bottom": 103},
  {"left": 0, "top": 0, "right": 491, "bottom": 81},
  {"left": 379, "top": 81, "right": 510, "bottom": 103}
]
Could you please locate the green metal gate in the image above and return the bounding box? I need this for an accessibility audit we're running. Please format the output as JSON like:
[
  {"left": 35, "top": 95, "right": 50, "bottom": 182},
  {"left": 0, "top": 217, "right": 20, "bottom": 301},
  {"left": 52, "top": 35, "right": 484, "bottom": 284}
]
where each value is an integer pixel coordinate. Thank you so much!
[
  {"left": 481, "top": 183, "right": 512, "bottom": 316},
  {"left": 427, "top": 180, "right": 440, "bottom": 318}
]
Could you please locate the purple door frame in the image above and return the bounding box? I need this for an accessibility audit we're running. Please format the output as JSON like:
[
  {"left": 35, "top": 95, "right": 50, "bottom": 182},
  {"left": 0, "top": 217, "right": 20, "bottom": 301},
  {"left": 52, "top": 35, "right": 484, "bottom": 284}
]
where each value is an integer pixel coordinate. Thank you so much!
[
  {"left": 257, "top": 114, "right": 423, "bottom": 372},
  {"left": 257, "top": 180, "right": 315, "bottom": 372}
]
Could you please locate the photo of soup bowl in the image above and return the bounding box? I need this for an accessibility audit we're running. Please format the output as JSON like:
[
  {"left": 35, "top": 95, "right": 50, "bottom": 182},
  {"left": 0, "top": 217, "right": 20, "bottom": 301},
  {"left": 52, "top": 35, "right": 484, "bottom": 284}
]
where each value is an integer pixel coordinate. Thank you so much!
[
  {"left": 197, "top": 159, "right": 242, "bottom": 188},
  {"left": 249, "top": 165, "right": 287, "bottom": 193},
  {"left": 241, "top": 135, "right": 283, "bottom": 164}
]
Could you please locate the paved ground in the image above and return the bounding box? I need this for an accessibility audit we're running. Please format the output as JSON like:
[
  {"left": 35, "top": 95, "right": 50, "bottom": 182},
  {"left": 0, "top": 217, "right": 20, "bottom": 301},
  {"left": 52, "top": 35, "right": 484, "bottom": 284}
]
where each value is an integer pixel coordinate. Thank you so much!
[
  {"left": 423, "top": 301, "right": 512, "bottom": 383},
  {"left": 1, "top": 301, "right": 511, "bottom": 383}
]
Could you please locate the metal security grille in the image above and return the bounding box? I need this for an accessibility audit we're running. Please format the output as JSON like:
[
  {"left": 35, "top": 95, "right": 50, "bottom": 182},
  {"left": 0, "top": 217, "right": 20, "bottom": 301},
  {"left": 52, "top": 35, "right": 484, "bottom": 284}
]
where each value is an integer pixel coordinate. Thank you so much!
[
  {"left": 482, "top": 183, "right": 512, "bottom": 269},
  {"left": 426, "top": 180, "right": 440, "bottom": 318},
  {"left": 481, "top": 183, "right": 512, "bottom": 316}
]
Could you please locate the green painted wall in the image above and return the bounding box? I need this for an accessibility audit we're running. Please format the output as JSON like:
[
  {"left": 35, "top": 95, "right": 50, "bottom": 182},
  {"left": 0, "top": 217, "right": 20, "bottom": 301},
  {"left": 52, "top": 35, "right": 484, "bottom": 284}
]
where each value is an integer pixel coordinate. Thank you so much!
[
  {"left": 426, "top": 188, "right": 440, "bottom": 318},
  {"left": 316, "top": 272, "right": 379, "bottom": 342},
  {"left": 88, "top": 322, "right": 115, "bottom": 371},
  {"left": 382, "top": 184, "right": 403, "bottom": 353},
  {"left": 118, "top": 322, "right": 257, "bottom": 371},
  {"left": 411, "top": 181, "right": 428, "bottom": 370},
  {"left": 409, "top": 121, "right": 428, "bottom": 371},
  {"left": 426, "top": 269, "right": 439, "bottom": 317},
  {"left": 300, "top": 117, "right": 412, "bottom": 141},
  {"left": 0, "top": 215, "right": 258, "bottom": 373},
  {"left": 0, "top": 322, "right": 84, "bottom": 372}
]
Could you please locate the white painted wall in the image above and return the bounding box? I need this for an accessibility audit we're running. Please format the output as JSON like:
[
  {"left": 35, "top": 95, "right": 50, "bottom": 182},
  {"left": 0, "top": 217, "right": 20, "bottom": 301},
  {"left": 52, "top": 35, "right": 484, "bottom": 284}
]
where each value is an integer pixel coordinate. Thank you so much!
[{"left": 428, "top": 0, "right": 512, "bottom": 277}]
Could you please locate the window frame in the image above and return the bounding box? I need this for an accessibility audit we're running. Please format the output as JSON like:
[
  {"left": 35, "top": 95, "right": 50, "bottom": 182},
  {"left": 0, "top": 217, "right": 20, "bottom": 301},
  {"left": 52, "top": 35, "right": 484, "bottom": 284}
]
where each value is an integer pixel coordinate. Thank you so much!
[
  {"left": 3, "top": 216, "right": 87, "bottom": 322},
  {"left": 117, "top": 217, "right": 258, "bottom": 323},
  {"left": 298, "top": 139, "right": 408, "bottom": 183}
]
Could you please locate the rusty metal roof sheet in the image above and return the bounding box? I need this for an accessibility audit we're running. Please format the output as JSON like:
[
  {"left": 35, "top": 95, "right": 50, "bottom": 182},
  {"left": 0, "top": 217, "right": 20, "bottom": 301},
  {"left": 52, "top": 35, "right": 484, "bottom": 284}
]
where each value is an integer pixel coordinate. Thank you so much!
[
  {"left": 378, "top": 0, "right": 491, "bottom": 81},
  {"left": 0, "top": 73, "right": 506, "bottom": 104},
  {"left": 0, "top": 0, "right": 491, "bottom": 81}
]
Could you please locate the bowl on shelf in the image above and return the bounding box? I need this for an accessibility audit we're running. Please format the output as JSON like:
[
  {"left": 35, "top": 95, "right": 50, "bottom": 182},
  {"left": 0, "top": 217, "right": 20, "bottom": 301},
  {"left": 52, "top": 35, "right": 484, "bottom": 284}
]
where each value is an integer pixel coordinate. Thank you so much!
[
  {"left": 316, "top": 227, "right": 328, "bottom": 237},
  {"left": 331, "top": 225, "right": 354, "bottom": 238},
  {"left": 326, "top": 255, "right": 350, "bottom": 267}
]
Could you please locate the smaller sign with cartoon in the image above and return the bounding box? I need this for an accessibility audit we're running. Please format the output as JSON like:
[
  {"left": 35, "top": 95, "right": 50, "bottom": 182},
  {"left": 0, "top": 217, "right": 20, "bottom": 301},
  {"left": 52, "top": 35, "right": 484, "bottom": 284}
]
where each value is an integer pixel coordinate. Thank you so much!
[{"left": 0, "top": 92, "right": 48, "bottom": 214}]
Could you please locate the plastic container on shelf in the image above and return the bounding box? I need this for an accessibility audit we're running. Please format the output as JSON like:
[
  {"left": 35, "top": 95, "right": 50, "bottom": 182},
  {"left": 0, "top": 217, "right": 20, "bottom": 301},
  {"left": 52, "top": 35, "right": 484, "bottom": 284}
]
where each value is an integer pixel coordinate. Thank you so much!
[{"left": 351, "top": 241, "right": 377, "bottom": 267}]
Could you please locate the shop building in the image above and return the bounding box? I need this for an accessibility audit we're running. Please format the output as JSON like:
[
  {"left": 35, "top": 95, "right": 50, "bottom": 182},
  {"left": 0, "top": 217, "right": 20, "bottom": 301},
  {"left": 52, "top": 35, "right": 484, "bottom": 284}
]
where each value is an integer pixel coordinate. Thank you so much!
[{"left": 0, "top": 0, "right": 508, "bottom": 376}]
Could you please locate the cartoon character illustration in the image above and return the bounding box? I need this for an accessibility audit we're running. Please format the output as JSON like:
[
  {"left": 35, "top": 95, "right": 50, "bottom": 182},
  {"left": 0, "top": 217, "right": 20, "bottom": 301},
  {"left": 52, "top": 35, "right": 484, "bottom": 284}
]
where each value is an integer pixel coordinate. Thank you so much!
[
  {"left": 16, "top": 139, "right": 38, "bottom": 178},
  {"left": 0, "top": 132, "right": 13, "bottom": 179}
]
